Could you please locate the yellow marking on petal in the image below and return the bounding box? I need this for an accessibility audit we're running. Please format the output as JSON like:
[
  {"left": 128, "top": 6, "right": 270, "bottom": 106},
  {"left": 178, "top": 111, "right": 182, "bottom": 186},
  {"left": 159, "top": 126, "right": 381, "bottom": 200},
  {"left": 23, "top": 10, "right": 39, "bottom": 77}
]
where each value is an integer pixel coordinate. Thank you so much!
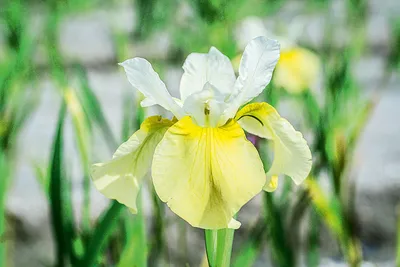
[
  {"left": 274, "top": 48, "right": 320, "bottom": 93},
  {"left": 236, "top": 103, "right": 312, "bottom": 187},
  {"left": 152, "top": 116, "right": 265, "bottom": 229},
  {"left": 91, "top": 115, "right": 174, "bottom": 213},
  {"left": 264, "top": 175, "right": 279, "bottom": 192}
]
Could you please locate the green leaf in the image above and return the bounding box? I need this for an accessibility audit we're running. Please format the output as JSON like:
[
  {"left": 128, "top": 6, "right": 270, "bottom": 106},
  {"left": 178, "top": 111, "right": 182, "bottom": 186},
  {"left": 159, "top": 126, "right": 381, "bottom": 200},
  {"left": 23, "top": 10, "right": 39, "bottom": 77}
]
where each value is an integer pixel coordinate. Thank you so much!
[
  {"left": 33, "top": 161, "right": 49, "bottom": 198},
  {"left": 121, "top": 90, "right": 138, "bottom": 142},
  {"left": 306, "top": 179, "right": 362, "bottom": 266},
  {"left": 232, "top": 240, "right": 259, "bottom": 267},
  {"left": 64, "top": 88, "right": 92, "bottom": 232},
  {"left": 117, "top": 192, "right": 147, "bottom": 267},
  {"left": 263, "top": 193, "right": 294, "bottom": 267},
  {"left": 74, "top": 65, "right": 118, "bottom": 151},
  {"left": 233, "top": 221, "right": 265, "bottom": 267},
  {"left": 0, "top": 150, "right": 11, "bottom": 267},
  {"left": 49, "top": 103, "right": 79, "bottom": 266},
  {"left": 396, "top": 209, "right": 400, "bottom": 267},
  {"left": 81, "top": 201, "right": 124, "bottom": 266},
  {"left": 307, "top": 209, "right": 320, "bottom": 267}
]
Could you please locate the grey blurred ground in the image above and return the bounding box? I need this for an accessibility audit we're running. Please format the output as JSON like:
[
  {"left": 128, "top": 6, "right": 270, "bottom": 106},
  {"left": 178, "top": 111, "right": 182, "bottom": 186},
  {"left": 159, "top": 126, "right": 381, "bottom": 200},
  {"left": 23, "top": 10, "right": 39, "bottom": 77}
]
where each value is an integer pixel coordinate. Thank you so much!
[{"left": 1, "top": 0, "right": 400, "bottom": 266}]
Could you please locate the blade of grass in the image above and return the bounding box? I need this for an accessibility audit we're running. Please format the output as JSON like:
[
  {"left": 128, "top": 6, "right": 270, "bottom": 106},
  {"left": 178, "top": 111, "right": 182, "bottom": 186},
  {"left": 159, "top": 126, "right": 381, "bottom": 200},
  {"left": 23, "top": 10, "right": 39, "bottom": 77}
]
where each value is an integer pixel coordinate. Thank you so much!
[
  {"left": 233, "top": 219, "right": 266, "bottom": 267},
  {"left": 149, "top": 187, "right": 167, "bottom": 266},
  {"left": 0, "top": 14, "right": 37, "bottom": 153},
  {"left": 0, "top": 150, "right": 10, "bottom": 267},
  {"left": 74, "top": 65, "right": 118, "bottom": 151},
  {"left": 397, "top": 207, "right": 400, "bottom": 267},
  {"left": 263, "top": 193, "right": 294, "bottom": 267},
  {"left": 33, "top": 161, "right": 49, "bottom": 198},
  {"left": 121, "top": 91, "right": 138, "bottom": 141},
  {"left": 49, "top": 103, "right": 67, "bottom": 267},
  {"left": 306, "top": 179, "right": 362, "bottom": 267},
  {"left": 232, "top": 238, "right": 259, "bottom": 267},
  {"left": 118, "top": 192, "right": 147, "bottom": 267},
  {"left": 49, "top": 103, "right": 79, "bottom": 266},
  {"left": 307, "top": 208, "right": 320, "bottom": 267},
  {"left": 45, "top": 8, "right": 93, "bottom": 234},
  {"left": 81, "top": 201, "right": 124, "bottom": 266},
  {"left": 64, "top": 88, "right": 91, "bottom": 232}
]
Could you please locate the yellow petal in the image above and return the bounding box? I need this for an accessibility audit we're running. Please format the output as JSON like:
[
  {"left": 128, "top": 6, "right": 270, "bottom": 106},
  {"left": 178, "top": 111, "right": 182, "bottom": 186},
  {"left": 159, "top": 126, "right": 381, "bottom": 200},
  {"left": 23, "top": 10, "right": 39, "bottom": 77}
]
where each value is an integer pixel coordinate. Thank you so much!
[
  {"left": 274, "top": 48, "right": 320, "bottom": 93},
  {"left": 236, "top": 103, "right": 312, "bottom": 187},
  {"left": 91, "top": 116, "right": 174, "bottom": 213},
  {"left": 152, "top": 116, "right": 265, "bottom": 229}
]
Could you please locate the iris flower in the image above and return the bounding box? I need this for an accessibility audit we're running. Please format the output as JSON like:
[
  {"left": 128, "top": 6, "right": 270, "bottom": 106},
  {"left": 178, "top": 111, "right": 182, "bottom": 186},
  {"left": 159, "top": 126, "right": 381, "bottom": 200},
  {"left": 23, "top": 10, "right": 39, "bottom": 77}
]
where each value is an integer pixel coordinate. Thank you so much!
[
  {"left": 91, "top": 37, "right": 312, "bottom": 229},
  {"left": 274, "top": 44, "right": 320, "bottom": 94}
]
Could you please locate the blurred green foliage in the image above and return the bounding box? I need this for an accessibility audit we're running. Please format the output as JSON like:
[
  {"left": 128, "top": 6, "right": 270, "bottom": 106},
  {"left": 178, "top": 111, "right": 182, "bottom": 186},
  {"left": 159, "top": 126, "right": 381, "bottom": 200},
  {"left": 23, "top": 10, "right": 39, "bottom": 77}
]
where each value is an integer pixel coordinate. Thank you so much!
[{"left": 0, "top": 0, "right": 398, "bottom": 266}]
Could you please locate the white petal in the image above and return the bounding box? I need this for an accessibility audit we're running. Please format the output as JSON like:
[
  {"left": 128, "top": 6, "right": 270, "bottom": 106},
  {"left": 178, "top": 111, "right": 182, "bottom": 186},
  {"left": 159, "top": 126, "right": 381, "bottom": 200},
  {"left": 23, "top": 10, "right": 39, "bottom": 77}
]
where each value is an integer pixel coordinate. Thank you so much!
[
  {"left": 222, "top": 37, "right": 280, "bottom": 121},
  {"left": 119, "top": 58, "right": 184, "bottom": 118},
  {"left": 140, "top": 97, "right": 157, "bottom": 107},
  {"left": 180, "top": 47, "right": 236, "bottom": 102},
  {"left": 172, "top": 97, "right": 183, "bottom": 108},
  {"left": 183, "top": 83, "right": 226, "bottom": 127},
  {"left": 141, "top": 97, "right": 183, "bottom": 108}
]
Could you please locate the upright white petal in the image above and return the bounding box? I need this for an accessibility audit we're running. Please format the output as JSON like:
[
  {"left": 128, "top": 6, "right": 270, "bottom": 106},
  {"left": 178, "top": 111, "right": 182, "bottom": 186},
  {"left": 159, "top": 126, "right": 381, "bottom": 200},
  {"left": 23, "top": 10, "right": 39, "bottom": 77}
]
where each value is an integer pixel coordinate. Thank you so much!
[
  {"left": 119, "top": 58, "right": 185, "bottom": 118},
  {"left": 235, "top": 37, "right": 280, "bottom": 103},
  {"left": 180, "top": 47, "right": 236, "bottom": 102},
  {"left": 222, "top": 37, "right": 280, "bottom": 121}
]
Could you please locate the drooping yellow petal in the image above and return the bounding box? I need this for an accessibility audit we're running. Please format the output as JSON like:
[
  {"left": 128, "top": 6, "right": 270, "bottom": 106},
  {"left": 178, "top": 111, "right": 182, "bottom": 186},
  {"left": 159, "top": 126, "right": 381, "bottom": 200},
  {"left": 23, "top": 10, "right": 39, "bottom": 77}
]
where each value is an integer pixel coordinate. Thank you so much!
[
  {"left": 274, "top": 48, "right": 320, "bottom": 94},
  {"left": 235, "top": 103, "right": 312, "bottom": 189},
  {"left": 91, "top": 116, "right": 174, "bottom": 213},
  {"left": 152, "top": 116, "right": 265, "bottom": 229}
]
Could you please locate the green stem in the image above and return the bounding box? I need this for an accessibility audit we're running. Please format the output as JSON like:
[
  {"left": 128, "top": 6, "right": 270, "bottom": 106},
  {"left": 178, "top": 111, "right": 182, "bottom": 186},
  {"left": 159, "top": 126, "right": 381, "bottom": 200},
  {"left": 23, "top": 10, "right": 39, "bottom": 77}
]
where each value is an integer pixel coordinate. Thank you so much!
[
  {"left": 0, "top": 197, "right": 6, "bottom": 267},
  {"left": 205, "top": 228, "right": 235, "bottom": 267},
  {"left": 0, "top": 152, "right": 10, "bottom": 267},
  {"left": 396, "top": 209, "right": 400, "bottom": 267}
]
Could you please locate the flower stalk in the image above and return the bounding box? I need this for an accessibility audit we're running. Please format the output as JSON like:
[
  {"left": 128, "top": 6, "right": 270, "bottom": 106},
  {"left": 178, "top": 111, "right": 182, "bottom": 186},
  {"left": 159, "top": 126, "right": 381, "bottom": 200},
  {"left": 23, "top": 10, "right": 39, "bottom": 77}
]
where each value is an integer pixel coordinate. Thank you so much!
[{"left": 205, "top": 228, "right": 235, "bottom": 267}]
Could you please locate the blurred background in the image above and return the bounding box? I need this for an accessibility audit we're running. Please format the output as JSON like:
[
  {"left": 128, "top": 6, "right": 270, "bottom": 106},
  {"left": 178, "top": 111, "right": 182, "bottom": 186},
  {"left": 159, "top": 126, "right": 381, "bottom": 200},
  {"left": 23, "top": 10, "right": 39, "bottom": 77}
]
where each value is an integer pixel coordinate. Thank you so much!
[{"left": 0, "top": 0, "right": 399, "bottom": 266}]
